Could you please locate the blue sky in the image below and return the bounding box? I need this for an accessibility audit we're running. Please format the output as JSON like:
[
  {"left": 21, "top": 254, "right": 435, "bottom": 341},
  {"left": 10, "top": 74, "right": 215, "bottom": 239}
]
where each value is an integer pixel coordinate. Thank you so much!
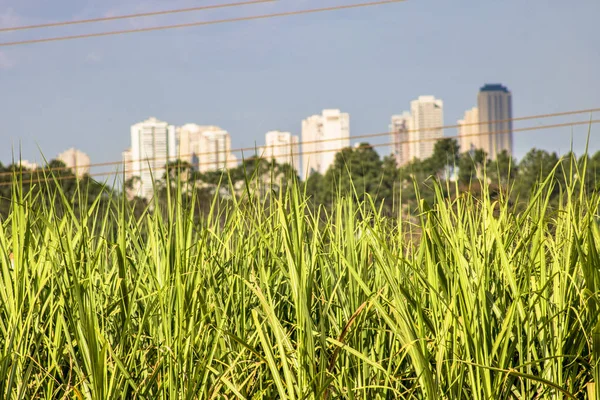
[{"left": 0, "top": 0, "right": 598, "bottom": 173}]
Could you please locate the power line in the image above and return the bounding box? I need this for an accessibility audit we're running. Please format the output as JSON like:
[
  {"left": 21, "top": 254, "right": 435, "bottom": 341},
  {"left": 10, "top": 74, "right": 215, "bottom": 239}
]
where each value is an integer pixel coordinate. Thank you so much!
[
  {"left": 2, "top": 118, "right": 598, "bottom": 187},
  {"left": 0, "top": 0, "right": 406, "bottom": 48},
  {"left": 0, "top": 0, "right": 275, "bottom": 33},
  {"left": 1, "top": 107, "right": 597, "bottom": 179}
]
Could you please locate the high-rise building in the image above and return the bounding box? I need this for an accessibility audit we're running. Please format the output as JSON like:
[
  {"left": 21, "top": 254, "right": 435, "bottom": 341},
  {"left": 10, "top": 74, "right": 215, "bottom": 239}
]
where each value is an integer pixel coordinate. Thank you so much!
[
  {"left": 302, "top": 109, "right": 350, "bottom": 177},
  {"left": 57, "top": 148, "right": 90, "bottom": 178},
  {"left": 200, "top": 130, "right": 238, "bottom": 172},
  {"left": 121, "top": 147, "right": 133, "bottom": 178},
  {"left": 390, "top": 111, "right": 412, "bottom": 167},
  {"left": 178, "top": 124, "right": 211, "bottom": 166},
  {"left": 457, "top": 107, "right": 480, "bottom": 154},
  {"left": 178, "top": 124, "right": 238, "bottom": 173},
  {"left": 17, "top": 160, "right": 38, "bottom": 170},
  {"left": 121, "top": 148, "right": 137, "bottom": 200},
  {"left": 261, "top": 131, "right": 299, "bottom": 168},
  {"left": 409, "top": 96, "right": 444, "bottom": 161},
  {"left": 477, "top": 84, "right": 513, "bottom": 158},
  {"left": 129, "top": 117, "right": 177, "bottom": 199}
]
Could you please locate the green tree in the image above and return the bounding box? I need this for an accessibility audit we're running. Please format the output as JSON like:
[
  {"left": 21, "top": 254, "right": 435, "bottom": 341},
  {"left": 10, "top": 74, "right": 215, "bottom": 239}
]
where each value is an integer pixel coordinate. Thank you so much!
[
  {"left": 489, "top": 150, "right": 517, "bottom": 186},
  {"left": 162, "top": 160, "right": 193, "bottom": 182},
  {"left": 430, "top": 138, "right": 460, "bottom": 178},
  {"left": 323, "top": 143, "right": 383, "bottom": 204},
  {"left": 458, "top": 149, "right": 488, "bottom": 184},
  {"left": 379, "top": 155, "right": 401, "bottom": 206},
  {"left": 574, "top": 152, "right": 600, "bottom": 193},
  {"left": 514, "top": 149, "right": 557, "bottom": 197},
  {"left": 397, "top": 157, "right": 439, "bottom": 205},
  {"left": 305, "top": 171, "right": 326, "bottom": 206},
  {"left": 458, "top": 153, "right": 477, "bottom": 184},
  {"left": 0, "top": 158, "right": 114, "bottom": 221},
  {"left": 400, "top": 158, "right": 433, "bottom": 182},
  {"left": 555, "top": 152, "right": 578, "bottom": 189},
  {"left": 473, "top": 149, "right": 488, "bottom": 173}
]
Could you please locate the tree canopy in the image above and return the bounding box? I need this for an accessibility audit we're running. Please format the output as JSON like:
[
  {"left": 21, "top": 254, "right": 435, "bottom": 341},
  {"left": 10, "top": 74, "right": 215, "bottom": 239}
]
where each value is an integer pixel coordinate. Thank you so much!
[{"left": 2, "top": 146, "right": 599, "bottom": 220}]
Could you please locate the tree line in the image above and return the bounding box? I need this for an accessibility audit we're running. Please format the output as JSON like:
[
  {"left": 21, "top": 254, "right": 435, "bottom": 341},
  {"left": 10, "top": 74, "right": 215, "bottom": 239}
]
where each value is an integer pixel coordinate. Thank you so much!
[{"left": 1, "top": 140, "right": 599, "bottom": 220}]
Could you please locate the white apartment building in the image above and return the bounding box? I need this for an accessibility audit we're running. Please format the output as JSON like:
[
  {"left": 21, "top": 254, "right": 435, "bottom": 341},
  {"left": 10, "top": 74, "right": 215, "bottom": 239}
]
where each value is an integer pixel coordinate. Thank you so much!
[
  {"left": 261, "top": 131, "right": 300, "bottom": 168},
  {"left": 390, "top": 111, "right": 412, "bottom": 167},
  {"left": 457, "top": 107, "right": 480, "bottom": 154},
  {"left": 129, "top": 117, "right": 177, "bottom": 200},
  {"left": 177, "top": 124, "right": 238, "bottom": 173},
  {"left": 409, "top": 96, "right": 444, "bottom": 161},
  {"left": 200, "top": 130, "right": 238, "bottom": 172},
  {"left": 57, "top": 148, "right": 90, "bottom": 178},
  {"left": 301, "top": 109, "right": 350, "bottom": 177},
  {"left": 18, "top": 160, "right": 38, "bottom": 170}
]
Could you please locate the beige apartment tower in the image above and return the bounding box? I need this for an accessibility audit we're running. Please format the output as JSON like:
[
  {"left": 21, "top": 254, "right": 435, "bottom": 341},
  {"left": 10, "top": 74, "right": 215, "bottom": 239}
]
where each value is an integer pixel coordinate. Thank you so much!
[
  {"left": 409, "top": 96, "right": 444, "bottom": 161},
  {"left": 301, "top": 109, "right": 350, "bottom": 178},
  {"left": 177, "top": 124, "right": 238, "bottom": 173},
  {"left": 261, "top": 131, "right": 300, "bottom": 169},
  {"left": 57, "top": 148, "right": 90, "bottom": 178},
  {"left": 457, "top": 107, "right": 480, "bottom": 154}
]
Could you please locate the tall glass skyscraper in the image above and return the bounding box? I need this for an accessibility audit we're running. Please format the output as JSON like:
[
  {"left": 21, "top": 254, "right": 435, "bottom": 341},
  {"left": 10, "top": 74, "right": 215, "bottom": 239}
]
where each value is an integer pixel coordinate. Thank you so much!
[{"left": 477, "top": 84, "right": 513, "bottom": 158}]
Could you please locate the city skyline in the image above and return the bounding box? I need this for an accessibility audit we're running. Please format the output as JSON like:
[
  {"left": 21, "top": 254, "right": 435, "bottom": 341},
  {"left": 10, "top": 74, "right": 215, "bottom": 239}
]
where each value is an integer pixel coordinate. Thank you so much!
[
  {"left": 4, "top": 88, "right": 593, "bottom": 170},
  {"left": 2, "top": 79, "right": 560, "bottom": 179},
  {"left": 0, "top": 1, "right": 597, "bottom": 168},
  {"left": 8, "top": 95, "right": 597, "bottom": 181}
]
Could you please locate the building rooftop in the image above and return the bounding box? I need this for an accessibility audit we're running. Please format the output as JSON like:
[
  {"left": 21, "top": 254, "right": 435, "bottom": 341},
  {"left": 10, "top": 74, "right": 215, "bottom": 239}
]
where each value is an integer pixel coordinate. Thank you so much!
[
  {"left": 131, "top": 117, "right": 170, "bottom": 128},
  {"left": 411, "top": 96, "right": 443, "bottom": 107},
  {"left": 480, "top": 84, "right": 510, "bottom": 93}
]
